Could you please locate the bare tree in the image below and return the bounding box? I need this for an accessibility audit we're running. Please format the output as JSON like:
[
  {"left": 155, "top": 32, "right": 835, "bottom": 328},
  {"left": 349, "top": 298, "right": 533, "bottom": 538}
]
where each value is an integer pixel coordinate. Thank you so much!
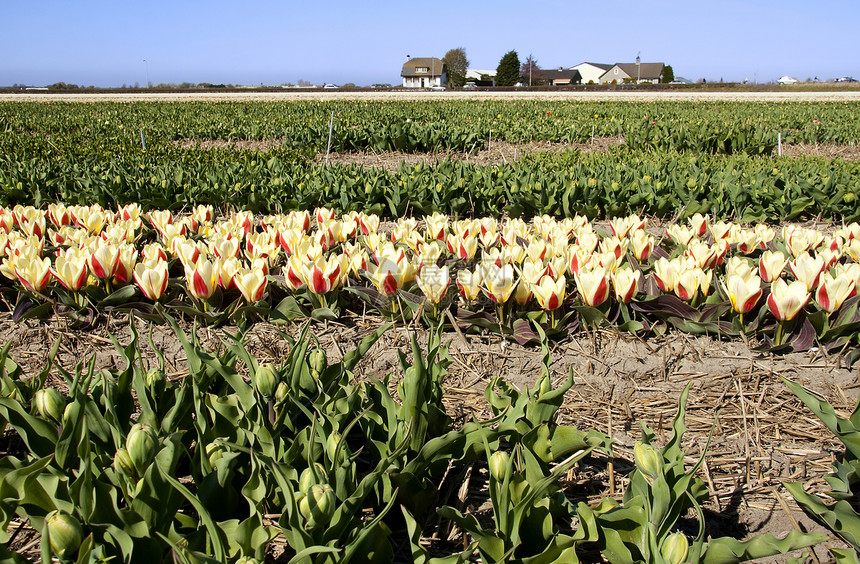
[
  {"left": 520, "top": 54, "right": 542, "bottom": 86},
  {"left": 442, "top": 47, "right": 470, "bottom": 88}
]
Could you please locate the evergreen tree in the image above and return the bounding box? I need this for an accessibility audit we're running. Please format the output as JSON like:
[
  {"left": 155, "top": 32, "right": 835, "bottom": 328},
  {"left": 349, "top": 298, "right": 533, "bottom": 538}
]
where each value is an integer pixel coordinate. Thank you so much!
[
  {"left": 661, "top": 65, "right": 675, "bottom": 84},
  {"left": 495, "top": 50, "right": 521, "bottom": 87}
]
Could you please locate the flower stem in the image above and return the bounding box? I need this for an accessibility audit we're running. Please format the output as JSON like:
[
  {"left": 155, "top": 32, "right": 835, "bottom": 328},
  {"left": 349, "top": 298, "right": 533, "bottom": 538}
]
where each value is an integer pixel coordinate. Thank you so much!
[{"left": 775, "top": 320, "right": 785, "bottom": 346}]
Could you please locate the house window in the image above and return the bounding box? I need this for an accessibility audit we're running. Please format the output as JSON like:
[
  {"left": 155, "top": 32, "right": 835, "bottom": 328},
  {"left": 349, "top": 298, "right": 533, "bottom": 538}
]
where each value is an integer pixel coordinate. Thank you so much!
[
  {"left": 614, "top": 68, "right": 618, "bottom": 75},
  {"left": 416, "top": 67, "right": 429, "bottom": 74}
]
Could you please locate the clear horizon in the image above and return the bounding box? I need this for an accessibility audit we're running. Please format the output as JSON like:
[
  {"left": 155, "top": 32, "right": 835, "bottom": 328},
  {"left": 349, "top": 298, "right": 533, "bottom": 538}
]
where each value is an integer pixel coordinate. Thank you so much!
[{"left": 2, "top": 0, "right": 857, "bottom": 88}]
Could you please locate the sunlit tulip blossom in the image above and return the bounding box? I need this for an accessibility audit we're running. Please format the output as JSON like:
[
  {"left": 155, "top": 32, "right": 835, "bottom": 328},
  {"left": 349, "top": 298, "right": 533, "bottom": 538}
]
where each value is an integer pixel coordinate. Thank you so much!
[
  {"left": 231, "top": 211, "right": 254, "bottom": 235},
  {"left": 758, "top": 250, "right": 787, "bottom": 283},
  {"left": 784, "top": 226, "right": 823, "bottom": 258},
  {"left": 767, "top": 279, "right": 810, "bottom": 321},
  {"left": 119, "top": 203, "right": 142, "bottom": 222},
  {"left": 391, "top": 219, "right": 419, "bottom": 244},
  {"left": 315, "top": 207, "right": 337, "bottom": 226},
  {"left": 190, "top": 205, "right": 214, "bottom": 230},
  {"left": 836, "top": 222, "right": 860, "bottom": 242},
  {"left": 653, "top": 257, "right": 684, "bottom": 293},
  {"left": 576, "top": 231, "right": 599, "bottom": 255},
  {"left": 133, "top": 259, "right": 169, "bottom": 301},
  {"left": 726, "top": 256, "right": 756, "bottom": 281},
  {"left": 574, "top": 267, "right": 609, "bottom": 307},
  {"left": 818, "top": 248, "right": 842, "bottom": 270},
  {"left": 456, "top": 268, "right": 482, "bottom": 302},
  {"left": 733, "top": 230, "right": 759, "bottom": 255},
  {"left": 599, "top": 237, "right": 629, "bottom": 261},
  {"left": 185, "top": 258, "right": 219, "bottom": 300},
  {"left": 148, "top": 210, "right": 173, "bottom": 237},
  {"left": 611, "top": 267, "right": 641, "bottom": 303},
  {"left": 15, "top": 255, "right": 52, "bottom": 293},
  {"left": 366, "top": 259, "right": 408, "bottom": 297},
  {"left": 666, "top": 224, "right": 696, "bottom": 247},
  {"left": 788, "top": 252, "right": 825, "bottom": 292},
  {"left": 287, "top": 210, "right": 311, "bottom": 233},
  {"left": 815, "top": 272, "right": 855, "bottom": 313},
  {"left": 710, "top": 221, "right": 734, "bottom": 242},
  {"left": 567, "top": 247, "right": 591, "bottom": 276},
  {"left": 142, "top": 241, "right": 167, "bottom": 263},
  {"left": 688, "top": 213, "right": 708, "bottom": 237},
  {"left": 218, "top": 257, "right": 241, "bottom": 290},
  {"left": 630, "top": 230, "right": 654, "bottom": 261},
  {"left": 284, "top": 255, "right": 306, "bottom": 290},
  {"left": 174, "top": 239, "right": 208, "bottom": 270},
  {"left": 275, "top": 227, "right": 305, "bottom": 256},
  {"left": 685, "top": 240, "right": 719, "bottom": 269},
  {"left": 754, "top": 225, "right": 776, "bottom": 248},
  {"left": 52, "top": 247, "right": 89, "bottom": 291},
  {"left": 349, "top": 249, "right": 368, "bottom": 277},
  {"left": 425, "top": 212, "right": 448, "bottom": 241},
  {"left": 480, "top": 264, "right": 516, "bottom": 304},
  {"left": 610, "top": 215, "right": 644, "bottom": 239},
  {"left": 234, "top": 266, "right": 268, "bottom": 303},
  {"left": 302, "top": 254, "right": 347, "bottom": 295},
  {"left": 415, "top": 264, "right": 450, "bottom": 304},
  {"left": 724, "top": 274, "right": 762, "bottom": 315},
  {"left": 113, "top": 244, "right": 138, "bottom": 284},
  {"left": 674, "top": 268, "right": 710, "bottom": 301},
  {"left": 48, "top": 203, "right": 72, "bottom": 227},
  {"left": 87, "top": 241, "right": 120, "bottom": 281},
  {"left": 352, "top": 212, "right": 376, "bottom": 236},
  {"left": 417, "top": 242, "right": 445, "bottom": 270},
  {"left": 446, "top": 233, "right": 478, "bottom": 260},
  {"left": 833, "top": 263, "right": 860, "bottom": 297},
  {"left": 532, "top": 275, "right": 566, "bottom": 310}
]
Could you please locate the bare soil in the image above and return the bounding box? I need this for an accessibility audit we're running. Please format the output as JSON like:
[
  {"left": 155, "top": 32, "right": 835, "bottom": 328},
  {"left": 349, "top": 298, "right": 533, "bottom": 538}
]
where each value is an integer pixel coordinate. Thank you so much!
[
  {"left": 2, "top": 306, "right": 856, "bottom": 560},
  {"left": 175, "top": 135, "right": 859, "bottom": 171}
]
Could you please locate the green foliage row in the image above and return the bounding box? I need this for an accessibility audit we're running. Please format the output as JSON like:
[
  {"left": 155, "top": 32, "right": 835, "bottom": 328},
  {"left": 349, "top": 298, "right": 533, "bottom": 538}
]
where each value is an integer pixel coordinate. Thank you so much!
[
  {"left": 0, "top": 316, "right": 828, "bottom": 562},
  {"left": 1, "top": 148, "right": 859, "bottom": 223},
  {"left": 3, "top": 100, "right": 859, "bottom": 158}
]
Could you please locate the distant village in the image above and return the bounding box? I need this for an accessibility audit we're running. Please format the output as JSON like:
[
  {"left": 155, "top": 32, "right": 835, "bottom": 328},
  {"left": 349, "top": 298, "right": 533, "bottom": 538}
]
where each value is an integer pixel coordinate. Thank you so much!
[{"left": 402, "top": 58, "right": 674, "bottom": 88}]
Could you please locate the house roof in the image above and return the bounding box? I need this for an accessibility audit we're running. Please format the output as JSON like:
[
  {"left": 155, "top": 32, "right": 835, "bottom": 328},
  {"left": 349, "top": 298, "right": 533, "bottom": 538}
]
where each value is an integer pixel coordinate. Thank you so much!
[
  {"left": 466, "top": 69, "right": 496, "bottom": 79},
  {"left": 539, "top": 69, "right": 583, "bottom": 82},
  {"left": 402, "top": 58, "right": 446, "bottom": 77},
  {"left": 608, "top": 62, "right": 665, "bottom": 80},
  {"left": 571, "top": 62, "right": 612, "bottom": 71}
]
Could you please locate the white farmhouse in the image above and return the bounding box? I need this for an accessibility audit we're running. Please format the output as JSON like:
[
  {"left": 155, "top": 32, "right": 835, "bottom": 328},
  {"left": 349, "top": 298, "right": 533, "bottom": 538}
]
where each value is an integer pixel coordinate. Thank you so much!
[
  {"left": 401, "top": 57, "right": 447, "bottom": 88},
  {"left": 570, "top": 62, "right": 612, "bottom": 85}
]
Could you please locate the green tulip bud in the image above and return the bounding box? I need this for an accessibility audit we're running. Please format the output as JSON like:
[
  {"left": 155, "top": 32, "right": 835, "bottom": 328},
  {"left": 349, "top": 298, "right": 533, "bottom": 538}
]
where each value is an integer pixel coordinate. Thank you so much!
[
  {"left": 308, "top": 348, "right": 327, "bottom": 378},
  {"left": 274, "top": 381, "right": 289, "bottom": 404},
  {"left": 661, "top": 532, "right": 689, "bottom": 564},
  {"left": 634, "top": 442, "right": 662, "bottom": 485},
  {"left": 205, "top": 442, "right": 226, "bottom": 468},
  {"left": 126, "top": 423, "right": 158, "bottom": 475},
  {"left": 34, "top": 388, "right": 65, "bottom": 423},
  {"left": 325, "top": 431, "right": 348, "bottom": 463},
  {"left": 298, "top": 484, "right": 335, "bottom": 529},
  {"left": 537, "top": 374, "right": 551, "bottom": 397},
  {"left": 299, "top": 462, "right": 326, "bottom": 492},
  {"left": 145, "top": 367, "right": 167, "bottom": 396},
  {"left": 235, "top": 558, "right": 261, "bottom": 564},
  {"left": 45, "top": 510, "right": 83, "bottom": 559},
  {"left": 253, "top": 363, "right": 278, "bottom": 399},
  {"left": 113, "top": 447, "right": 136, "bottom": 478},
  {"left": 488, "top": 451, "right": 510, "bottom": 482}
]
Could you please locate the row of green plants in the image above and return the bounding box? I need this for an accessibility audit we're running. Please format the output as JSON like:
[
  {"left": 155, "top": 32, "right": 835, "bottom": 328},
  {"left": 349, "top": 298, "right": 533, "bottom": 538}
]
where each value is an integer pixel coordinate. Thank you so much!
[
  {"left": 3, "top": 100, "right": 859, "bottom": 157},
  {"left": 0, "top": 316, "right": 835, "bottom": 562},
  {"left": 1, "top": 149, "right": 859, "bottom": 222}
]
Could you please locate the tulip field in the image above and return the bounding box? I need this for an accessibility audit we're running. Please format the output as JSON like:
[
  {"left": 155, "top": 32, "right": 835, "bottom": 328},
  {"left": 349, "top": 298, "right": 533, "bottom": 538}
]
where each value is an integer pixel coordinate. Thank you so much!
[{"left": 1, "top": 97, "right": 860, "bottom": 562}]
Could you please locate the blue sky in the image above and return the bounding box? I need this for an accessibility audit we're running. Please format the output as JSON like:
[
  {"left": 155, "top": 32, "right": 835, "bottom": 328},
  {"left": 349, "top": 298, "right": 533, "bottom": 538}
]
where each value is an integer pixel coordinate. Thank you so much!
[{"left": 1, "top": 0, "right": 857, "bottom": 87}]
